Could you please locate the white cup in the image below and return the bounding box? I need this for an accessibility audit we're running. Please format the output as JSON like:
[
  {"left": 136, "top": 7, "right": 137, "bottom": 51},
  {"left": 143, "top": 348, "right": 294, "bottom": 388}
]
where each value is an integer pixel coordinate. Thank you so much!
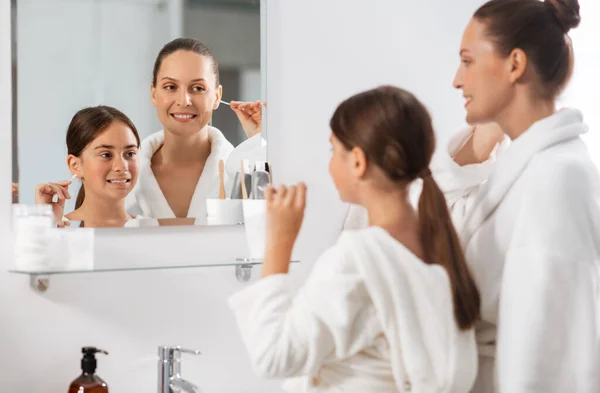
[
  {"left": 242, "top": 200, "right": 267, "bottom": 259},
  {"left": 206, "top": 199, "right": 244, "bottom": 225}
]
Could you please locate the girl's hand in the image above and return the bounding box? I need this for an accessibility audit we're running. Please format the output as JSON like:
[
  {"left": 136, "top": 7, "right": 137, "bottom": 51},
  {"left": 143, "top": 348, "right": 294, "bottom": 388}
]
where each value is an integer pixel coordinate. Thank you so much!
[{"left": 34, "top": 180, "right": 72, "bottom": 227}]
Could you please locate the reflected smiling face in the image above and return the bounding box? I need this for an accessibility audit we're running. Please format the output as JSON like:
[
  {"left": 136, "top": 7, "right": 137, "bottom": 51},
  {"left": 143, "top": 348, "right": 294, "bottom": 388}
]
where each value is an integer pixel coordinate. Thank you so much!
[
  {"left": 68, "top": 121, "right": 140, "bottom": 202},
  {"left": 151, "top": 50, "right": 222, "bottom": 136}
]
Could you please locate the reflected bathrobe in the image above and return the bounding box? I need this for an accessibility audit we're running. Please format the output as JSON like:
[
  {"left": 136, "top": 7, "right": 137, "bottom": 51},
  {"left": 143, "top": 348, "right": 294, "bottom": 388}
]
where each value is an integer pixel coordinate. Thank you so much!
[{"left": 125, "top": 127, "right": 234, "bottom": 221}]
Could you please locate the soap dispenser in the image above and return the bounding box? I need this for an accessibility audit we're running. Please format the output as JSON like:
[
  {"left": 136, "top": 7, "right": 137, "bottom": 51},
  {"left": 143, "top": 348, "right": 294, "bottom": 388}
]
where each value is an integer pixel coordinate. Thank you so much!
[{"left": 68, "top": 347, "right": 109, "bottom": 393}]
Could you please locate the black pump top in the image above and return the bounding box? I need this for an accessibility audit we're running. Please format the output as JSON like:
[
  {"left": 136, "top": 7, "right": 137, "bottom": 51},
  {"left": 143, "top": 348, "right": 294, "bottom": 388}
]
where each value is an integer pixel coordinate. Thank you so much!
[{"left": 81, "top": 347, "right": 108, "bottom": 374}]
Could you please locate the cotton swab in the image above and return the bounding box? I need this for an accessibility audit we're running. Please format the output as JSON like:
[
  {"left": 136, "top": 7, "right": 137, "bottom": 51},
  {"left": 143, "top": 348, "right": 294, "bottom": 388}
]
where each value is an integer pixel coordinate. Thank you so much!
[{"left": 220, "top": 100, "right": 266, "bottom": 107}]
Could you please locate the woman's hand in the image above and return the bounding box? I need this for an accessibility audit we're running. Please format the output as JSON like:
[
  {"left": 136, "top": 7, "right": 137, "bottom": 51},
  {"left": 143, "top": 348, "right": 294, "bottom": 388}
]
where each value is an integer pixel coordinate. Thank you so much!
[
  {"left": 262, "top": 183, "right": 307, "bottom": 277},
  {"left": 35, "top": 180, "right": 72, "bottom": 227},
  {"left": 12, "top": 183, "right": 18, "bottom": 200},
  {"left": 230, "top": 100, "right": 265, "bottom": 138},
  {"left": 453, "top": 122, "right": 505, "bottom": 166}
]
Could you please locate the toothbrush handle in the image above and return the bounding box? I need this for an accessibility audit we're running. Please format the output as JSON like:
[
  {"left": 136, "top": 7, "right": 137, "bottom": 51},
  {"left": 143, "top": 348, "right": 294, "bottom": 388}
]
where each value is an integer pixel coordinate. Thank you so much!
[
  {"left": 241, "top": 161, "right": 249, "bottom": 200},
  {"left": 219, "top": 177, "right": 226, "bottom": 199}
]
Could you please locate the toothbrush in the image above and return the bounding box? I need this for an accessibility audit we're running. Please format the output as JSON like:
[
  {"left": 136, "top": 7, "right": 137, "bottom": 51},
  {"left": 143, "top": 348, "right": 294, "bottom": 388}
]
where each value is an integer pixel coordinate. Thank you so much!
[
  {"left": 218, "top": 160, "right": 226, "bottom": 199},
  {"left": 240, "top": 160, "right": 249, "bottom": 200}
]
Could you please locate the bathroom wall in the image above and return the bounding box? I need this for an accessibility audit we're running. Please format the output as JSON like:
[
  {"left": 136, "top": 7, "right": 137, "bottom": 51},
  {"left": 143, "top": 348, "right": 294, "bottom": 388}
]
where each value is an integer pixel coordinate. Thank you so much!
[
  {"left": 265, "top": 0, "right": 484, "bottom": 283},
  {"left": 2, "top": 0, "right": 598, "bottom": 392},
  {"left": 560, "top": 0, "right": 600, "bottom": 167}
]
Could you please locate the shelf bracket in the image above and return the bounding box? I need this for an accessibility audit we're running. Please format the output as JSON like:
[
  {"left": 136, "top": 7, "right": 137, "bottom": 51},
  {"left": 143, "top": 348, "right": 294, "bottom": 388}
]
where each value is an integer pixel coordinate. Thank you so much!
[
  {"left": 30, "top": 275, "right": 49, "bottom": 293},
  {"left": 235, "top": 264, "right": 253, "bottom": 282}
]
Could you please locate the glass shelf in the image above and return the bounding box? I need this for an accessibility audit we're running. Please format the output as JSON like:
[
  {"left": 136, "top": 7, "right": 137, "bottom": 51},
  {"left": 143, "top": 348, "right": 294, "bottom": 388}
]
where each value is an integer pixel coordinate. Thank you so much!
[
  {"left": 9, "top": 259, "right": 300, "bottom": 292},
  {"left": 9, "top": 259, "right": 299, "bottom": 276}
]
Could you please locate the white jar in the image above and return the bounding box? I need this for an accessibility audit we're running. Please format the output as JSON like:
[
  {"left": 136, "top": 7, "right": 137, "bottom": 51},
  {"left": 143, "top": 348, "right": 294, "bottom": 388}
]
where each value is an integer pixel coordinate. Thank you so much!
[{"left": 12, "top": 204, "right": 54, "bottom": 272}]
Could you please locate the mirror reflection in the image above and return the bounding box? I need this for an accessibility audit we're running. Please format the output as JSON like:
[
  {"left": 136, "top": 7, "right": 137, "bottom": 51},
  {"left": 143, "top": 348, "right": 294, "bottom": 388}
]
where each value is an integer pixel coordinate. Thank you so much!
[{"left": 12, "top": 0, "right": 266, "bottom": 228}]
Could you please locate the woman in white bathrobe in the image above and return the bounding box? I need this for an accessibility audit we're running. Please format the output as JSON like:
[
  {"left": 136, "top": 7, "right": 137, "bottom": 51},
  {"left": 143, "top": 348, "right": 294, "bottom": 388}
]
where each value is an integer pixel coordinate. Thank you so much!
[
  {"left": 125, "top": 38, "right": 263, "bottom": 221},
  {"left": 229, "top": 86, "right": 481, "bottom": 393},
  {"left": 35, "top": 106, "right": 142, "bottom": 228},
  {"left": 451, "top": 1, "right": 599, "bottom": 392},
  {"left": 346, "top": 1, "right": 600, "bottom": 392}
]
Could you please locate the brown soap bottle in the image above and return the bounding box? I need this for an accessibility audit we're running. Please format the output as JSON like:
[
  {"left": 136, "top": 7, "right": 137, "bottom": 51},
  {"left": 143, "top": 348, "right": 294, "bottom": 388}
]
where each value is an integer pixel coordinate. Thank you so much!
[{"left": 68, "top": 347, "right": 109, "bottom": 393}]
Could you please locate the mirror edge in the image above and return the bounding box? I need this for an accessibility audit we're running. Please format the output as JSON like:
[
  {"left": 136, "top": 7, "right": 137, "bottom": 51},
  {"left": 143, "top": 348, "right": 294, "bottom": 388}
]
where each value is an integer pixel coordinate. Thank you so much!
[
  {"left": 260, "top": 0, "right": 267, "bottom": 147},
  {"left": 11, "top": 0, "right": 18, "bottom": 202}
]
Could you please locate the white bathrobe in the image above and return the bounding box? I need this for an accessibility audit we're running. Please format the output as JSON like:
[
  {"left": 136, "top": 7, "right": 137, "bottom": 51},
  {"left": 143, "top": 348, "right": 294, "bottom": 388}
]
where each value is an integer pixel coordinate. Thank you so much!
[
  {"left": 125, "top": 127, "right": 234, "bottom": 221},
  {"left": 229, "top": 227, "right": 478, "bottom": 393},
  {"left": 345, "top": 108, "right": 600, "bottom": 393},
  {"left": 61, "top": 215, "right": 147, "bottom": 228}
]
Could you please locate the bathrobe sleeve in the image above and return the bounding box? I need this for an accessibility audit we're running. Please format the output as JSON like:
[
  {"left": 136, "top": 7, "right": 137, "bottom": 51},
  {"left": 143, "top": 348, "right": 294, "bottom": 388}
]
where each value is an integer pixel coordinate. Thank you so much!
[
  {"left": 228, "top": 242, "right": 380, "bottom": 379},
  {"left": 494, "top": 164, "right": 600, "bottom": 393},
  {"left": 431, "top": 126, "right": 509, "bottom": 232}
]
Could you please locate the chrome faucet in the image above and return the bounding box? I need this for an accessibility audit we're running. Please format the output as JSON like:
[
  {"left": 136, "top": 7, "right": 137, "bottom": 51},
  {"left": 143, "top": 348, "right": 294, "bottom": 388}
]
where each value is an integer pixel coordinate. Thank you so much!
[{"left": 158, "top": 346, "right": 201, "bottom": 393}]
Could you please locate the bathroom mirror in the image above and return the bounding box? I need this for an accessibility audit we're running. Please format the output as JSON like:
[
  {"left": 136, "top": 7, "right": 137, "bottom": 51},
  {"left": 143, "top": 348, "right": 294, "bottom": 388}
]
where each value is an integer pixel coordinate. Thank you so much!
[{"left": 11, "top": 0, "right": 267, "bottom": 228}]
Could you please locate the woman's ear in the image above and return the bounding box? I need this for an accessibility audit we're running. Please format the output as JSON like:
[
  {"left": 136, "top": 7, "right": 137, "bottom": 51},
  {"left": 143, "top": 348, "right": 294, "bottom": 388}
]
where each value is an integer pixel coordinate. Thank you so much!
[
  {"left": 67, "top": 155, "right": 82, "bottom": 179},
  {"left": 213, "top": 84, "right": 223, "bottom": 110},
  {"left": 507, "top": 48, "right": 528, "bottom": 84}
]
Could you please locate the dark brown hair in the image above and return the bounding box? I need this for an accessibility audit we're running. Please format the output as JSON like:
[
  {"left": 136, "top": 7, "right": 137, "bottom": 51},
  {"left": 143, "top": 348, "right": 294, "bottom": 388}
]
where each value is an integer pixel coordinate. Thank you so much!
[
  {"left": 152, "top": 38, "right": 220, "bottom": 87},
  {"left": 474, "top": 0, "right": 581, "bottom": 99},
  {"left": 330, "top": 86, "right": 480, "bottom": 330},
  {"left": 67, "top": 106, "right": 140, "bottom": 209}
]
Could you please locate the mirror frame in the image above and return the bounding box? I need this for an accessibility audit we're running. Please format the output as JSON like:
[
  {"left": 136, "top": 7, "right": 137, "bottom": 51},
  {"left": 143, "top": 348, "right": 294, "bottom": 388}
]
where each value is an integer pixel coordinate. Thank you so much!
[{"left": 11, "top": 0, "right": 18, "bottom": 195}]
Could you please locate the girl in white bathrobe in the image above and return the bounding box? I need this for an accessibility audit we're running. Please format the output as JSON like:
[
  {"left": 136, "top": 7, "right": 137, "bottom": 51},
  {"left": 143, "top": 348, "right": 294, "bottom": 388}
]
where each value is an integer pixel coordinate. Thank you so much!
[
  {"left": 34, "top": 106, "right": 142, "bottom": 228},
  {"left": 125, "top": 38, "right": 263, "bottom": 221},
  {"left": 229, "top": 86, "right": 481, "bottom": 393}
]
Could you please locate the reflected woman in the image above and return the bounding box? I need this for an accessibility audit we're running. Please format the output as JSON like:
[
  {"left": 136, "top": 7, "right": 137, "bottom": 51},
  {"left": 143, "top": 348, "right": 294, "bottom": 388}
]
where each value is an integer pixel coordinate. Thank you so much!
[{"left": 126, "top": 38, "right": 263, "bottom": 221}]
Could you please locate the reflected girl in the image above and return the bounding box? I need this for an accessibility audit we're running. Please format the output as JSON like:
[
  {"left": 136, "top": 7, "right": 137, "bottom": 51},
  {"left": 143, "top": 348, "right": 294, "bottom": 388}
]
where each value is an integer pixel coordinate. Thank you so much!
[{"left": 35, "top": 106, "right": 141, "bottom": 228}]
